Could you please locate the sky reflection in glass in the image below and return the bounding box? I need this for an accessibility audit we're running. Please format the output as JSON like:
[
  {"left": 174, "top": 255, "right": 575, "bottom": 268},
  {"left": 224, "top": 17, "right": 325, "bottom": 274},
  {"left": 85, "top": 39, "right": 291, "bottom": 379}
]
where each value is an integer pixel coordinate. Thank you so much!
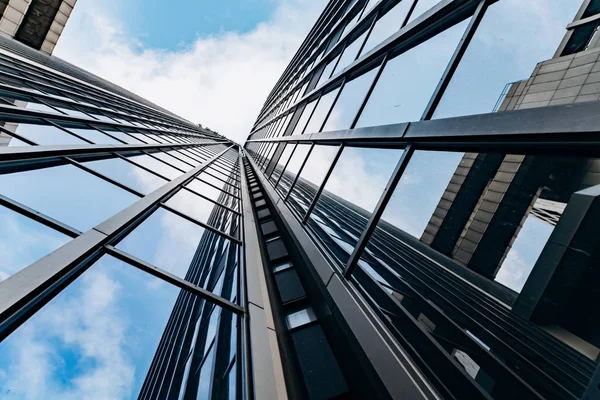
[{"left": 0, "top": 254, "right": 181, "bottom": 399}]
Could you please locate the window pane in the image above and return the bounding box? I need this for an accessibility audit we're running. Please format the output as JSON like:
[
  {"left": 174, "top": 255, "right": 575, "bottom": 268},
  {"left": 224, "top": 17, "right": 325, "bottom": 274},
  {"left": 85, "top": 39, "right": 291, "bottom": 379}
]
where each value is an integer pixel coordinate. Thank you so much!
[
  {"left": 433, "top": 0, "right": 583, "bottom": 119},
  {"left": 0, "top": 254, "right": 184, "bottom": 398},
  {"left": 291, "top": 100, "right": 318, "bottom": 136},
  {"left": 151, "top": 151, "right": 193, "bottom": 171},
  {"left": 128, "top": 154, "right": 184, "bottom": 180},
  {"left": 356, "top": 19, "right": 468, "bottom": 128},
  {"left": 84, "top": 157, "right": 168, "bottom": 194},
  {"left": 316, "top": 54, "right": 341, "bottom": 88},
  {"left": 116, "top": 207, "right": 236, "bottom": 285},
  {"left": 270, "top": 144, "right": 295, "bottom": 183},
  {"left": 380, "top": 150, "right": 464, "bottom": 238},
  {"left": 331, "top": 32, "right": 368, "bottom": 76},
  {"left": 60, "top": 126, "right": 121, "bottom": 144},
  {"left": 288, "top": 145, "right": 340, "bottom": 217},
  {"left": 278, "top": 144, "right": 311, "bottom": 196},
  {"left": 308, "top": 147, "right": 402, "bottom": 266},
  {"left": 303, "top": 88, "right": 340, "bottom": 134},
  {"left": 0, "top": 205, "right": 70, "bottom": 281},
  {"left": 360, "top": 0, "right": 414, "bottom": 56},
  {"left": 322, "top": 68, "right": 378, "bottom": 132},
  {"left": 12, "top": 123, "right": 87, "bottom": 145},
  {"left": 101, "top": 128, "right": 143, "bottom": 144},
  {"left": 0, "top": 164, "right": 139, "bottom": 232},
  {"left": 166, "top": 188, "right": 234, "bottom": 232},
  {"left": 407, "top": 0, "right": 442, "bottom": 24},
  {"left": 186, "top": 178, "right": 237, "bottom": 206}
]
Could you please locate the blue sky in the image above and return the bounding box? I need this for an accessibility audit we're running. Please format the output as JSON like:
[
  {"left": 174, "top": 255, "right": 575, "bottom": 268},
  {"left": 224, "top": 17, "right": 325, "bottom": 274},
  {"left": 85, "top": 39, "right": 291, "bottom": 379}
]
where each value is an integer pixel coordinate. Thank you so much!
[
  {"left": 118, "top": 0, "right": 276, "bottom": 50},
  {"left": 54, "top": 0, "right": 327, "bottom": 142}
]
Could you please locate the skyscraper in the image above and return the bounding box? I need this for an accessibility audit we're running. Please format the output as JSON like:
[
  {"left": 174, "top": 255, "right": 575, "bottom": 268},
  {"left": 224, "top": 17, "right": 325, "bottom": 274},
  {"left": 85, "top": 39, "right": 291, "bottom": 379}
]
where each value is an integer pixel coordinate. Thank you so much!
[
  {"left": 2, "top": 0, "right": 600, "bottom": 399},
  {"left": 245, "top": 0, "right": 600, "bottom": 398}
]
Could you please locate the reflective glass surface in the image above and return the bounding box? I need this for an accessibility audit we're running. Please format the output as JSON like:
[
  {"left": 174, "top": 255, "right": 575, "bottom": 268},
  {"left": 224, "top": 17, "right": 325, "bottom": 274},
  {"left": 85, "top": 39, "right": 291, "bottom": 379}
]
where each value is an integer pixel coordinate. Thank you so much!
[
  {"left": 128, "top": 154, "right": 184, "bottom": 180},
  {"left": 433, "top": 0, "right": 582, "bottom": 119},
  {"left": 360, "top": 0, "right": 414, "bottom": 56},
  {"left": 331, "top": 32, "right": 367, "bottom": 76},
  {"left": 356, "top": 18, "right": 468, "bottom": 127},
  {"left": 0, "top": 164, "right": 139, "bottom": 231},
  {"left": 166, "top": 188, "right": 233, "bottom": 232},
  {"left": 316, "top": 54, "right": 341, "bottom": 88},
  {"left": 407, "top": 0, "right": 442, "bottom": 24},
  {"left": 308, "top": 147, "right": 402, "bottom": 266},
  {"left": 12, "top": 123, "right": 87, "bottom": 145},
  {"left": 61, "top": 126, "right": 121, "bottom": 144},
  {"left": 379, "top": 150, "right": 464, "bottom": 239},
  {"left": 116, "top": 207, "right": 207, "bottom": 281},
  {"left": 322, "top": 67, "right": 378, "bottom": 131},
  {"left": 288, "top": 145, "right": 340, "bottom": 217},
  {"left": 152, "top": 151, "right": 194, "bottom": 171},
  {"left": 187, "top": 178, "right": 238, "bottom": 208},
  {"left": 291, "top": 100, "right": 318, "bottom": 136},
  {"left": 270, "top": 144, "right": 295, "bottom": 183},
  {"left": 84, "top": 157, "right": 168, "bottom": 194},
  {"left": 278, "top": 144, "right": 311, "bottom": 196},
  {"left": 0, "top": 255, "right": 182, "bottom": 398},
  {"left": 303, "top": 87, "right": 340, "bottom": 134},
  {"left": 0, "top": 204, "right": 71, "bottom": 282}
]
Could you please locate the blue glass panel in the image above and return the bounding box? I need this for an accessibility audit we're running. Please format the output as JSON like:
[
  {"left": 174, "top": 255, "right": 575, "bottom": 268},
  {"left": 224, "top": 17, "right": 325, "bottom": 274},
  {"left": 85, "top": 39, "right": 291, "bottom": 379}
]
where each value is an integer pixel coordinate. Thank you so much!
[
  {"left": 0, "top": 164, "right": 139, "bottom": 232},
  {"left": 84, "top": 157, "right": 168, "bottom": 194},
  {"left": 0, "top": 254, "right": 182, "bottom": 398},
  {"left": 356, "top": 18, "right": 468, "bottom": 127},
  {"left": 0, "top": 204, "right": 70, "bottom": 282}
]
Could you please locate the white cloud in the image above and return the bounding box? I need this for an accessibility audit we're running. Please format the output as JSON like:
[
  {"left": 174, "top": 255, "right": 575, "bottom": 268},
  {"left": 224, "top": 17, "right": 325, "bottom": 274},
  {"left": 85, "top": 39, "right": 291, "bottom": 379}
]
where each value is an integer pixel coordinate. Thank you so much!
[{"left": 54, "top": 0, "right": 327, "bottom": 143}]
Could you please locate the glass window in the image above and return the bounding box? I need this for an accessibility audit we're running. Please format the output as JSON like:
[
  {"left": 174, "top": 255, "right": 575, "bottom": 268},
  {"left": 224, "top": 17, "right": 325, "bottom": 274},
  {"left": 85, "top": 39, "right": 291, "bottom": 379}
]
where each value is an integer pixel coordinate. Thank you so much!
[
  {"left": 151, "top": 151, "right": 193, "bottom": 171},
  {"left": 407, "top": 0, "right": 442, "bottom": 25},
  {"left": 0, "top": 205, "right": 71, "bottom": 282},
  {"left": 356, "top": 19, "right": 468, "bottom": 128},
  {"left": 288, "top": 145, "right": 341, "bottom": 217},
  {"left": 166, "top": 188, "right": 233, "bottom": 231},
  {"left": 308, "top": 147, "right": 402, "bottom": 266},
  {"left": 286, "top": 308, "right": 317, "bottom": 329},
  {"left": 270, "top": 144, "right": 295, "bottom": 183},
  {"left": 84, "top": 157, "right": 168, "bottom": 194},
  {"left": 433, "top": 0, "right": 583, "bottom": 119},
  {"left": 331, "top": 32, "right": 368, "bottom": 76},
  {"left": 11, "top": 123, "right": 87, "bottom": 145},
  {"left": 360, "top": 0, "right": 414, "bottom": 56},
  {"left": 0, "top": 254, "right": 184, "bottom": 398},
  {"left": 116, "top": 206, "right": 236, "bottom": 285},
  {"left": 6, "top": 136, "right": 30, "bottom": 147},
  {"left": 322, "top": 68, "right": 379, "bottom": 132},
  {"left": 24, "top": 100, "right": 60, "bottom": 114},
  {"left": 99, "top": 128, "right": 143, "bottom": 144},
  {"left": 291, "top": 101, "right": 318, "bottom": 136},
  {"left": 60, "top": 126, "right": 121, "bottom": 145},
  {"left": 127, "top": 154, "right": 184, "bottom": 180},
  {"left": 303, "top": 88, "right": 340, "bottom": 134},
  {"left": 379, "top": 150, "right": 464, "bottom": 238},
  {"left": 0, "top": 164, "right": 139, "bottom": 232},
  {"left": 278, "top": 144, "right": 312, "bottom": 196},
  {"left": 167, "top": 150, "right": 200, "bottom": 167},
  {"left": 316, "top": 54, "right": 341, "bottom": 88},
  {"left": 186, "top": 178, "right": 238, "bottom": 209}
]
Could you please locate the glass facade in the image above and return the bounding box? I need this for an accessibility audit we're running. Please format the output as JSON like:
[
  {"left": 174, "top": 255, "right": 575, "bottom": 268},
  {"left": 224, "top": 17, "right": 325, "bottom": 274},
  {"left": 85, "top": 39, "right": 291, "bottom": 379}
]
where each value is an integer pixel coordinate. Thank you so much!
[
  {"left": 246, "top": 0, "right": 600, "bottom": 398},
  {"left": 5, "top": 0, "right": 600, "bottom": 398}
]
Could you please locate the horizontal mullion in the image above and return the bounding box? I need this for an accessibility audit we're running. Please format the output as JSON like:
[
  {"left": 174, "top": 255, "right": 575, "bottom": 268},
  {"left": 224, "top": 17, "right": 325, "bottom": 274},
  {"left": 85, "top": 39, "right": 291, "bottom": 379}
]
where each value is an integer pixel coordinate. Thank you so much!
[
  {"left": 0, "top": 192, "right": 81, "bottom": 237},
  {"left": 104, "top": 245, "right": 244, "bottom": 315},
  {"left": 0, "top": 136, "right": 207, "bottom": 162}
]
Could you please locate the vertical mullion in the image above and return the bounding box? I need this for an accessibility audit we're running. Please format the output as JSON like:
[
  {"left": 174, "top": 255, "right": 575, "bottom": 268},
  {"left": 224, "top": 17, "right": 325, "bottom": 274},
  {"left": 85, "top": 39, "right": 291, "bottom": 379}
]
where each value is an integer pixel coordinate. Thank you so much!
[
  {"left": 302, "top": 143, "right": 345, "bottom": 224},
  {"left": 421, "top": 0, "right": 488, "bottom": 120},
  {"left": 344, "top": 141, "right": 414, "bottom": 278}
]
